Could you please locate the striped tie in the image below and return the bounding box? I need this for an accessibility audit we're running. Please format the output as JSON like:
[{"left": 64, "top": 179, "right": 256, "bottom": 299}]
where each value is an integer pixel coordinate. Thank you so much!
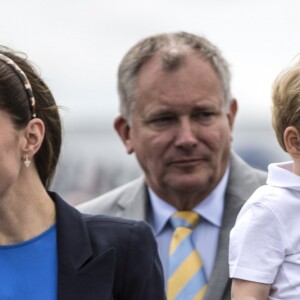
[{"left": 167, "top": 211, "right": 207, "bottom": 300}]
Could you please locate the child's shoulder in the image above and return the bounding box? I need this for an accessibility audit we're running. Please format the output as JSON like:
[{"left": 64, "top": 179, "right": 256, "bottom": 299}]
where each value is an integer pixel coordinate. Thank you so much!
[{"left": 240, "top": 184, "right": 298, "bottom": 224}]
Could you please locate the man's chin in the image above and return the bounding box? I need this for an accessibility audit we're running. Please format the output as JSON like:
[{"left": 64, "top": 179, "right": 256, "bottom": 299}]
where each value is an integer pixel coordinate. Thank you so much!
[{"left": 167, "top": 175, "right": 211, "bottom": 192}]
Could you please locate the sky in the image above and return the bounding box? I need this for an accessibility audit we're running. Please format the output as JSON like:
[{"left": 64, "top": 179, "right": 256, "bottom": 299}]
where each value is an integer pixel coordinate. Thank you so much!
[
  {"left": 1, "top": 0, "right": 299, "bottom": 129},
  {"left": 1, "top": 0, "right": 298, "bottom": 200}
]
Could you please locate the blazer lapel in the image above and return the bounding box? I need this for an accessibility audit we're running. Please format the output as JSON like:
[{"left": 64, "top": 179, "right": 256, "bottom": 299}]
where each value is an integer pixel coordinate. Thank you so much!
[
  {"left": 115, "top": 177, "right": 149, "bottom": 221},
  {"left": 203, "top": 193, "right": 242, "bottom": 300},
  {"left": 204, "top": 152, "right": 262, "bottom": 300},
  {"left": 58, "top": 248, "right": 116, "bottom": 300},
  {"left": 52, "top": 193, "right": 117, "bottom": 300}
]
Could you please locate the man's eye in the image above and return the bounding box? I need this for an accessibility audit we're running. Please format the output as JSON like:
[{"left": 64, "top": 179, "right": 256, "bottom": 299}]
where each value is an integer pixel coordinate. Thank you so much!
[
  {"left": 201, "top": 112, "right": 214, "bottom": 118},
  {"left": 194, "top": 112, "right": 215, "bottom": 122},
  {"left": 150, "top": 116, "right": 175, "bottom": 124},
  {"left": 145, "top": 116, "right": 176, "bottom": 129}
]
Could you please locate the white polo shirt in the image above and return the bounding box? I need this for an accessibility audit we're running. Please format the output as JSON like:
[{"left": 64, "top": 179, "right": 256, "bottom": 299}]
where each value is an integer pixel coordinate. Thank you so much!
[{"left": 229, "top": 161, "right": 300, "bottom": 299}]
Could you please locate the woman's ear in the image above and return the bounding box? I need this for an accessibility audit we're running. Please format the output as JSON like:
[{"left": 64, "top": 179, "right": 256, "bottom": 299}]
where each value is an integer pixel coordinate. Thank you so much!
[
  {"left": 284, "top": 126, "right": 300, "bottom": 157},
  {"left": 22, "top": 118, "right": 45, "bottom": 157}
]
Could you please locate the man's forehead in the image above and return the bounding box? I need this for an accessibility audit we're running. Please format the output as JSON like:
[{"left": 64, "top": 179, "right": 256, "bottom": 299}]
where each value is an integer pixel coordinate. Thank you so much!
[
  {"left": 144, "top": 48, "right": 210, "bottom": 71},
  {"left": 137, "top": 98, "right": 224, "bottom": 117}
]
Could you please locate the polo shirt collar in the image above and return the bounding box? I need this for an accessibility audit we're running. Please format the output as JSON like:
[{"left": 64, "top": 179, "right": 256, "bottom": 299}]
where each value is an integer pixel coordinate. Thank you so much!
[{"left": 267, "top": 161, "right": 300, "bottom": 191}]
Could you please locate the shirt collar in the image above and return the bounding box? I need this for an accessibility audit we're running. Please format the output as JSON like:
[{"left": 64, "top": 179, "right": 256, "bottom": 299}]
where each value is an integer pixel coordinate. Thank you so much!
[
  {"left": 148, "top": 167, "right": 229, "bottom": 235},
  {"left": 267, "top": 161, "right": 300, "bottom": 191}
]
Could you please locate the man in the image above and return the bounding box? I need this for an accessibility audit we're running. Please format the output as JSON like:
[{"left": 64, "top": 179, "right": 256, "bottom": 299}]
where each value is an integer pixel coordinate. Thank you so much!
[{"left": 77, "top": 32, "right": 266, "bottom": 300}]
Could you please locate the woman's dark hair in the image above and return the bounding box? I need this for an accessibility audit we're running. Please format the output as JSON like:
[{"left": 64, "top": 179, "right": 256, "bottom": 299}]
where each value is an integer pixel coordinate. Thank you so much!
[{"left": 0, "top": 46, "right": 62, "bottom": 188}]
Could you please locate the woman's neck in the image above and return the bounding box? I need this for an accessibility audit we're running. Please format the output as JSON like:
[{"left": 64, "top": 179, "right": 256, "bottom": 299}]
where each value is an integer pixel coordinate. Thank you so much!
[{"left": 0, "top": 177, "right": 56, "bottom": 245}]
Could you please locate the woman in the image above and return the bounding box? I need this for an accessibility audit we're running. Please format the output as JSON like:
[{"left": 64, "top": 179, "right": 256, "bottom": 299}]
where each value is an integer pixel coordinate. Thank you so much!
[{"left": 0, "top": 47, "right": 165, "bottom": 300}]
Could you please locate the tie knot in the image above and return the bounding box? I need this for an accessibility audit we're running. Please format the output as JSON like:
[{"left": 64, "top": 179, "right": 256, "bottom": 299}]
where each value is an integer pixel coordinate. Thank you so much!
[{"left": 169, "top": 211, "right": 200, "bottom": 229}]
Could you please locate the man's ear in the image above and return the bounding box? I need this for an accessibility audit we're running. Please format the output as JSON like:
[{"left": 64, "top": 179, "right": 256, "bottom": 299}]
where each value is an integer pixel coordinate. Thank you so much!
[
  {"left": 228, "top": 99, "right": 238, "bottom": 129},
  {"left": 227, "top": 99, "right": 238, "bottom": 142},
  {"left": 23, "top": 118, "right": 45, "bottom": 157},
  {"left": 114, "top": 115, "right": 134, "bottom": 154},
  {"left": 284, "top": 126, "right": 300, "bottom": 157}
]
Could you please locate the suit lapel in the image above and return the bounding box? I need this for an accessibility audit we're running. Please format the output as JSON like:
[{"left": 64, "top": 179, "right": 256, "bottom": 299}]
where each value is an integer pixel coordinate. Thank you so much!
[
  {"left": 58, "top": 248, "right": 116, "bottom": 300},
  {"left": 52, "top": 193, "right": 117, "bottom": 300},
  {"left": 203, "top": 192, "right": 242, "bottom": 299},
  {"left": 115, "top": 177, "right": 149, "bottom": 221},
  {"left": 203, "top": 153, "right": 260, "bottom": 300}
]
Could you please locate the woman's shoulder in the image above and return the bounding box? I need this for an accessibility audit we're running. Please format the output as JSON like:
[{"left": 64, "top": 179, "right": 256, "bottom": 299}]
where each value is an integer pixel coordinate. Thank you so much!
[
  {"left": 51, "top": 190, "right": 156, "bottom": 251},
  {"left": 82, "top": 213, "right": 155, "bottom": 248},
  {"left": 82, "top": 213, "right": 148, "bottom": 229}
]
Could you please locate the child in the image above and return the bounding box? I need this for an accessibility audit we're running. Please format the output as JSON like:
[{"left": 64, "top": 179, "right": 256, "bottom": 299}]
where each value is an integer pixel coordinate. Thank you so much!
[{"left": 229, "top": 60, "right": 300, "bottom": 299}]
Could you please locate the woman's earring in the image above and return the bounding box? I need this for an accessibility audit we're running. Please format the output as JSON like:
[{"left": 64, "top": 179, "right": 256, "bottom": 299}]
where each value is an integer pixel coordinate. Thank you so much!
[{"left": 24, "top": 154, "right": 31, "bottom": 168}]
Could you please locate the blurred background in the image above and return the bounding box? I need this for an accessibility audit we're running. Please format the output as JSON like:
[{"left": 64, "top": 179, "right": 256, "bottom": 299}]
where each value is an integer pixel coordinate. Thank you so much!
[{"left": 1, "top": 0, "right": 297, "bottom": 205}]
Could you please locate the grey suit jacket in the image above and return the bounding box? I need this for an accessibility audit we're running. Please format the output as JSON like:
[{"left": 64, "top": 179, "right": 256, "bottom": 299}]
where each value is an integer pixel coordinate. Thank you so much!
[{"left": 77, "top": 152, "right": 267, "bottom": 300}]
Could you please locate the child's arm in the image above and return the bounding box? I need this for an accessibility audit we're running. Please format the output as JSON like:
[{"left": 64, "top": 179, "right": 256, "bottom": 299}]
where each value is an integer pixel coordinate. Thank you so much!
[{"left": 231, "top": 278, "right": 271, "bottom": 300}]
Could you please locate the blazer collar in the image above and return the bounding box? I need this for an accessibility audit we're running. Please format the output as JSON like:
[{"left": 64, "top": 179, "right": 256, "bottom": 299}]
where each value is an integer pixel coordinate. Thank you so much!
[
  {"left": 115, "top": 176, "right": 149, "bottom": 221},
  {"left": 52, "top": 191, "right": 93, "bottom": 271},
  {"left": 50, "top": 192, "right": 117, "bottom": 300},
  {"left": 204, "top": 152, "right": 255, "bottom": 300}
]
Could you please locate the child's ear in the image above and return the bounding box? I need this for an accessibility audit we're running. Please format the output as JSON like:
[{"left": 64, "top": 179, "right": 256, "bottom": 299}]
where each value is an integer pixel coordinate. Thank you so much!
[
  {"left": 284, "top": 126, "right": 300, "bottom": 157},
  {"left": 22, "top": 118, "right": 45, "bottom": 157}
]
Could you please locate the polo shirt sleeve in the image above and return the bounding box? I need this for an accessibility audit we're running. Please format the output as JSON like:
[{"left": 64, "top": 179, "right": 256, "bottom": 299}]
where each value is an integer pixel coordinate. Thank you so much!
[{"left": 229, "top": 202, "right": 286, "bottom": 284}]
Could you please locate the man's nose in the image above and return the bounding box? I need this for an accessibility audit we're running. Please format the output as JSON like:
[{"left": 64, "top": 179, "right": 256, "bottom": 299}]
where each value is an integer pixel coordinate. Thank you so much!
[{"left": 174, "top": 119, "right": 198, "bottom": 149}]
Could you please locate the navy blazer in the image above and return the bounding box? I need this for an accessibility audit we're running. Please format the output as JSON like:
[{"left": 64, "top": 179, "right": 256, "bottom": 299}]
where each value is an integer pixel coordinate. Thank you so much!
[{"left": 51, "top": 192, "right": 165, "bottom": 300}]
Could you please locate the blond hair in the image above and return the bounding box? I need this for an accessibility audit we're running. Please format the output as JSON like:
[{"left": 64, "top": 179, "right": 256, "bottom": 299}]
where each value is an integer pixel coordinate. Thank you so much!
[{"left": 272, "top": 60, "right": 300, "bottom": 151}]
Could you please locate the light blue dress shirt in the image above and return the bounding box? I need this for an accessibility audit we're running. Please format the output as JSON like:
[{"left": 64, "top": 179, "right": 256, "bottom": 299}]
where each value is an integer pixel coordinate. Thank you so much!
[{"left": 147, "top": 167, "right": 229, "bottom": 283}]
